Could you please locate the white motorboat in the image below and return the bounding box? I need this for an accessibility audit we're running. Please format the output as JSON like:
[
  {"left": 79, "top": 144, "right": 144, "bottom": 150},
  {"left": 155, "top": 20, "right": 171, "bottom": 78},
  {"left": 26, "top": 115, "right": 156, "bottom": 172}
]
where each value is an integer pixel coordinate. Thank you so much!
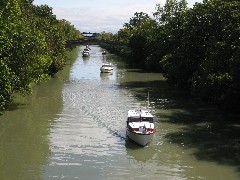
[
  {"left": 82, "top": 48, "right": 90, "bottom": 57},
  {"left": 100, "top": 63, "right": 113, "bottom": 73},
  {"left": 126, "top": 109, "right": 156, "bottom": 146},
  {"left": 102, "top": 51, "right": 107, "bottom": 55}
]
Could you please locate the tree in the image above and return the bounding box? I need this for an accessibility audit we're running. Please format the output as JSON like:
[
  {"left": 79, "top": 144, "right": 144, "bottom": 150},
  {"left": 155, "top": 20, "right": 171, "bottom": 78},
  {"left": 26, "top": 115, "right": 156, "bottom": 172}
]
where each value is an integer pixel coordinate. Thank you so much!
[
  {"left": 190, "top": 0, "right": 240, "bottom": 111},
  {"left": 0, "top": 60, "right": 12, "bottom": 111},
  {"left": 154, "top": 0, "right": 188, "bottom": 25},
  {"left": 122, "top": 12, "right": 155, "bottom": 68},
  {"left": 124, "top": 12, "right": 150, "bottom": 31},
  {"left": 0, "top": 0, "right": 81, "bottom": 112}
]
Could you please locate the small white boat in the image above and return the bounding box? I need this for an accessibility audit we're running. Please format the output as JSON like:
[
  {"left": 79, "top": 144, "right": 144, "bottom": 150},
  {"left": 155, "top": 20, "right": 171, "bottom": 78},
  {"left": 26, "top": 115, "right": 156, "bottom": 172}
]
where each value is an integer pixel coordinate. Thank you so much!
[
  {"left": 100, "top": 63, "right": 113, "bottom": 73},
  {"left": 82, "top": 48, "right": 90, "bottom": 57},
  {"left": 126, "top": 109, "right": 156, "bottom": 146},
  {"left": 102, "top": 51, "right": 107, "bottom": 55}
]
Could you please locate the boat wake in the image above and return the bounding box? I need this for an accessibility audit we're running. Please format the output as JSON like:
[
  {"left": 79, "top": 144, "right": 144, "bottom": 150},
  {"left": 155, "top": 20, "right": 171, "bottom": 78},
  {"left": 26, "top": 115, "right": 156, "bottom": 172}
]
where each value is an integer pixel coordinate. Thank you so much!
[{"left": 62, "top": 80, "right": 132, "bottom": 141}]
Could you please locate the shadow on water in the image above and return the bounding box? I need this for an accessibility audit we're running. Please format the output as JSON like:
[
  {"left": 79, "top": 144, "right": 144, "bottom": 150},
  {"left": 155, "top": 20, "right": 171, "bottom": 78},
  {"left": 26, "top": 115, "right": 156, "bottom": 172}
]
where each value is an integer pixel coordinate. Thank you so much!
[
  {"left": 5, "top": 102, "right": 28, "bottom": 112},
  {"left": 163, "top": 107, "right": 240, "bottom": 172},
  {"left": 125, "top": 69, "right": 152, "bottom": 73},
  {"left": 119, "top": 78, "right": 240, "bottom": 172},
  {"left": 0, "top": 47, "right": 80, "bottom": 179}
]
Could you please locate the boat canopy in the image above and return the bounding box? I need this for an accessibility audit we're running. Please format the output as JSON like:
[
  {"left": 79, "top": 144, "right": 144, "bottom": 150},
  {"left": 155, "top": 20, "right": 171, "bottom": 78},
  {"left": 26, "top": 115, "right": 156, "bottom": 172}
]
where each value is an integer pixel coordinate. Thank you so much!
[
  {"left": 102, "top": 63, "right": 112, "bottom": 67},
  {"left": 127, "top": 110, "right": 153, "bottom": 122},
  {"left": 128, "top": 109, "right": 153, "bottom": 117}
]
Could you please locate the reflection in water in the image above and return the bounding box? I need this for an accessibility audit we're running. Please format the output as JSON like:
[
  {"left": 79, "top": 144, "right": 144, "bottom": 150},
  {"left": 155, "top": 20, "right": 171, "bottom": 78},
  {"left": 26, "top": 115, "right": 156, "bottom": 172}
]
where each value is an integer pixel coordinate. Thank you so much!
[
  {"left": 100, "top": 72, "right": 113, "bottom": 80},
  {"left": 43, "top": 46, "right": 167, "bottom": 179},
  {"left": 0, "top": 47, "right": 80, "bottom": 179},
  {"left": 125, "top": 140, "right": 156, "bottom": 162},
  {"left": 0, "top": 45, "right": 239, "bottom": 180},
  {"left": 82, "top": 55, "right": 90, "bottom": 64}
]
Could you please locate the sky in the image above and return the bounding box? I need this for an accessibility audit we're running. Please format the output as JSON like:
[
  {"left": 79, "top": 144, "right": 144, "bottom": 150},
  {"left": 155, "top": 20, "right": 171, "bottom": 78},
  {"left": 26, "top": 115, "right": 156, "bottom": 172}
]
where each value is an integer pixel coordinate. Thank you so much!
[{"left": 33, "top": 0, "right": 203, "bottom": 33}]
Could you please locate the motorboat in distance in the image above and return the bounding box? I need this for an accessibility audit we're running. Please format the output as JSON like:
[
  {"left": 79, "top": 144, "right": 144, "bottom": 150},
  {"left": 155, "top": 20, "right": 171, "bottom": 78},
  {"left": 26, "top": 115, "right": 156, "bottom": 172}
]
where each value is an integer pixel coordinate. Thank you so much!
[
  {"left": 82, "top": 48, "right": 90, "bottom": 57},
  {"left": 100, "top": 63, "right": 113, "bottom": 73}
]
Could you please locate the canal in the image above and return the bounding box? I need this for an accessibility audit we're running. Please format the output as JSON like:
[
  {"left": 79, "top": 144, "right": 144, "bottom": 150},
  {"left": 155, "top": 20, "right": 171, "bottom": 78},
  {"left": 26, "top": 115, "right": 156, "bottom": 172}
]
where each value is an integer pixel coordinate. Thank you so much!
[{"left": 0, "top": 45, "right": 239, "bottom": 179}]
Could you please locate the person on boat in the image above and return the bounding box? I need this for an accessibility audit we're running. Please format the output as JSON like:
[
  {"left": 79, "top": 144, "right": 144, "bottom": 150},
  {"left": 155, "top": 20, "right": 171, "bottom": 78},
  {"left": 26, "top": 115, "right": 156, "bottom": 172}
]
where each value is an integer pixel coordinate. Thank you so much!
[
  {"left": 86, "top": 44, "right": 91, "bottom": 50},
  {"left": 143, "top": 124, "right": 147, "bottom": 133}
]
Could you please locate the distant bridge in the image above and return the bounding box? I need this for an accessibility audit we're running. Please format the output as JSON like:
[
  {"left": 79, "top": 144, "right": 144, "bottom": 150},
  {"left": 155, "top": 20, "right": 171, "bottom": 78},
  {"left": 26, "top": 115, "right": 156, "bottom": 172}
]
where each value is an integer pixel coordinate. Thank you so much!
[
  {"left": 66, "top": 38, "right": 100, "bottom": 47},
  {"left": 66, "top": 38, "right": 127, "bottom": 48}
]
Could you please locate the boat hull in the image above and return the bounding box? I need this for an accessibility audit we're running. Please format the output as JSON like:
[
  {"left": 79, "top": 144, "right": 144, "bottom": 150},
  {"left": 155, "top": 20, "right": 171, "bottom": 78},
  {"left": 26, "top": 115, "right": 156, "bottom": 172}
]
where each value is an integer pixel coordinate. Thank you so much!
[
  {"left": 100, "top": 68, "right": 113, "bottom": 73},
  {"left": 82, "top": 52, "right": 89, "bottom": 57},
  {"left": 126, "top": 129, "right": 154, "bottom": 146}
]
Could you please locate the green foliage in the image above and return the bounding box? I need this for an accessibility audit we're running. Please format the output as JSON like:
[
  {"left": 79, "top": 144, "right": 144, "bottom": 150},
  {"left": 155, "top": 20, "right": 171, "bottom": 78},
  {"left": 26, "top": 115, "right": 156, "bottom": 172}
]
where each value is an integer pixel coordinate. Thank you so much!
[
  {"left": 150, "top": 0, "right": 240, "bottom": 111},
  {"left": 129, "top": 34, "right": 147, "bottom": 66},
  {"left": 0, "top": 0, "right": 81, "bottom": 112},
  {"left": 154, "top": 0, "right": 188, "bottom": 25},
  {"left": 122, "top": 12, "right": 160, "bottom": 69},
  {"left": 117, "top": 28, "right": 130, "bottom": 44},
  {"left": 0, "top": 60, "right": 13, "bottom": 111},
  {"left": 98, "top": 31, "right": 116, "bottom": 42},
  {"left": 188, "top": 0, "right": 240, "bottom": 110},
  {"left": 115, "top": 0, "right": 240, "bottom": 112},
  {"left": 124, "top": 12, "right": 150, "bottom": 31}
]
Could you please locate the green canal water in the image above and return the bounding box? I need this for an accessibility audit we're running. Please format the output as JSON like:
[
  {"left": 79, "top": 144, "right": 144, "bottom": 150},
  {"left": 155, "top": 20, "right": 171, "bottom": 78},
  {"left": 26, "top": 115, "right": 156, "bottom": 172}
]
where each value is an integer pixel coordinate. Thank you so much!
[{"left": 0, "top": 45, "right": 239, "bottom": 179}]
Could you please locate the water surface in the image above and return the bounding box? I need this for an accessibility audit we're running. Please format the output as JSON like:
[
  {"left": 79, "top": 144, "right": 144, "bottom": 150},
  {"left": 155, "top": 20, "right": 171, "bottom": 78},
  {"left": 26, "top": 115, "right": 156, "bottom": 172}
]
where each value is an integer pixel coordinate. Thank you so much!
[{"left": 0, "top": 45, "right": 239, "bottom": 180}]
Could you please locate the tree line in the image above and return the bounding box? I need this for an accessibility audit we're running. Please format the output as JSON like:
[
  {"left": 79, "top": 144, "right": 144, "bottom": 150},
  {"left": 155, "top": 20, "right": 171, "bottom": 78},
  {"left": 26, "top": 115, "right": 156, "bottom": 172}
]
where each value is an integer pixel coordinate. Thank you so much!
[
  {"left": 0, "top": 0, "right": 82, "bottom": 112},
  {"left": 98, "top": 0, "right": 240, "bottom": 113}
]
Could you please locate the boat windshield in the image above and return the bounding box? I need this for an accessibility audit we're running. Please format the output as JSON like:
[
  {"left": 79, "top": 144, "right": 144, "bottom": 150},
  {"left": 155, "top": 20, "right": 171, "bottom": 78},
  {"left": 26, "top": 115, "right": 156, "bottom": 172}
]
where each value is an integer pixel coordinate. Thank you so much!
[
  {"left": 128, "top": 117, "right": 153, "bottom": 122},
  {"left": 142, "top": 117, "right": 153, "bottom": 122}
]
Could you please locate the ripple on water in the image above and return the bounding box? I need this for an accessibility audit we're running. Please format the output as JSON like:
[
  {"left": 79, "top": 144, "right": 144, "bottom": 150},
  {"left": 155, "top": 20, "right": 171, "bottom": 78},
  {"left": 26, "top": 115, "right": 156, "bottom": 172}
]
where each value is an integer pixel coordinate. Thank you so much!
[{"left": 49, "top": 79, "right": 130, "bottom": 163}]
